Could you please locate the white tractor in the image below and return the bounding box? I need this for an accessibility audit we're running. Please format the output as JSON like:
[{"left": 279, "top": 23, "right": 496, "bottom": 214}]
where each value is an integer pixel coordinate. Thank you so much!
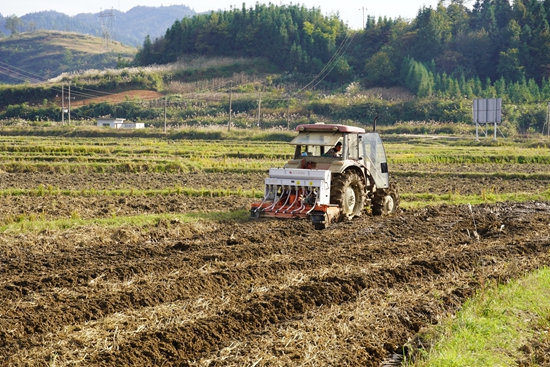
[{"left": 250, "top": 122, "right": 399, "bottom": 229}]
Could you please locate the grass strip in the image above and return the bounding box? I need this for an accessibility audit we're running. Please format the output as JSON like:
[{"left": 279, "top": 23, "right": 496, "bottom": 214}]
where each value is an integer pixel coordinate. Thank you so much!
[
  {"left": 0, "top": 210, "right": 251, "bottom": 234},
  {"left": 400, "top": 191, "right": 550, "bottom": 209},
  {"left": 410, "top": 266, "right": 550, "bottom": 366},
  {"left": 0, "top": 186, "right": 264, "bottom": 198},
  {"left": 0, "top": 160, "right": 281, "bottom": 174},
  {"left": 394, "top": 170, "right": 550, "bottom": 181}
]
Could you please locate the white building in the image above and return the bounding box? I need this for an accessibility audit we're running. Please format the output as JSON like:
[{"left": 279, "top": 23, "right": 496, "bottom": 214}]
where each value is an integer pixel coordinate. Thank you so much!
[{"left": 97, "top": 118, "right": 144, "bottom": 129}]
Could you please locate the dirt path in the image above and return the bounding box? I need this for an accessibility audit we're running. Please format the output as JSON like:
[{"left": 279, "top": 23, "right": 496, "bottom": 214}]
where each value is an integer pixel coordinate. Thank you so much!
[{"left": 70, "top": 90, "right": 163, "bottom": 107}]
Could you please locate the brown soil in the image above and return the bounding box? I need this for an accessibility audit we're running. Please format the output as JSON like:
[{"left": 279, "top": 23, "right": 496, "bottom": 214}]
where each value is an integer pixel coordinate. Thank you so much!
[{"left": 0, "top": 172, "right": 549, "bottom": 366}]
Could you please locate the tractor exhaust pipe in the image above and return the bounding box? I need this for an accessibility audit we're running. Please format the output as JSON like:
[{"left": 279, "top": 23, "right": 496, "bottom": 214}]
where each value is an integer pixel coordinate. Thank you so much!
[{"left": 373, "top": 115, "right": 378, "bottom": 132}]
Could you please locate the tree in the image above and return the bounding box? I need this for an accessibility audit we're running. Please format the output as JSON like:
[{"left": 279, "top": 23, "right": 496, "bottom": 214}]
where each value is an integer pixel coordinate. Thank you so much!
[
  {"left": 470, "top": 0, "right": 483, "bottom": 30},
  {"left": 513, "top": 0, "right": 529, "bottom": 26},
  {"left": 63, "top": 50, "right": 73, "bottom": 66},
  {"left": 364, "top": 51, "right": 396, "bottom": 86},
  {"left": 497, "top": 48, "right": 524, "bottom": 82},
  {"left": 494, "top": 77, "right": 507, "bottom": 96},
  {"left": 473, "top": 77, "right": 483, "bottom": 96},
  {"left": 403, "top": 57, "right": 434, "bottom": 97},
  {"left": 135, "top": 35, "right": 154, "bottom": 66},
  {"left": 494, "top": 0, "right": 513, "bottom": 29},
  {"left": 330, "top": 57, "right": 353, "bottom": 83},
  {"left": 446, "top": 0, "right": 470, "bottom": 35},
  {"left": 448, "top": 77, "right": 462, "bottom": 99},
  {"left": 411, "top": 6, "right": 451, "bottom": 62},
  {"left": 4, "top": 15, "right": 21, "bottom": 35}
]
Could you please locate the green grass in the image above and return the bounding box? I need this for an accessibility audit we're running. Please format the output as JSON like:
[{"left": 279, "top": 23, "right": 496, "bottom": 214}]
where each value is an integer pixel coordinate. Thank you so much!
[
  {"left": 389, "top": 142, "right": 550, "bottom": 164},
  {"left": 410, "top": 266, "right": 550, "bottom": 366},
  {"left": 395, "top": 171, "right": 550, "bottom": 181},
  {"left": 0, "top": 210, "right": 251, "bottom": 234},
  {"left": 0, "top": 186, "right": 263, "bottom": 198},
  {"left": 400, "top": 190, "right": 550, "bottom": 209}
]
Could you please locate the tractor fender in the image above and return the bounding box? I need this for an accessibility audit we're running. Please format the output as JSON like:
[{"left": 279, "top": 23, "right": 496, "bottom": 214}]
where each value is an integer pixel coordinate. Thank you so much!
[{"left": 330, "top": 162, "right": 368, "bottom": 190}]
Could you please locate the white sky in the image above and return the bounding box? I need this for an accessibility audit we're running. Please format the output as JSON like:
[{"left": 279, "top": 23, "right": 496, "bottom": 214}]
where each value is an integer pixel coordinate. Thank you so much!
[{"left": 1, "top": 1, "right": 451, "bottom": 30}]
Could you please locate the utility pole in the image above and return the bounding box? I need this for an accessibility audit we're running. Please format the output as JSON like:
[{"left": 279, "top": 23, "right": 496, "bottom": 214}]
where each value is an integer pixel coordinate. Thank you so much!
[
  {"left": 228, "top": 81, "right": 233, "bottom": 131},
  {"left": 286, "top": 95, "right": 290, "bottom": 130},
  {"left": 359, "top": 7, "right": 367, "bottom": 29},
  {"left": 61, "top": 83, "right": 65, "bottom": 125},
  {"left": 164, "top": 97, "right": 167, "bottom": 133},
  {"left": 68, "top": 81, "right": 71, "bottom": 125},
  {"left": 257, "top": 87, "right": 262, "bottom": 128}
]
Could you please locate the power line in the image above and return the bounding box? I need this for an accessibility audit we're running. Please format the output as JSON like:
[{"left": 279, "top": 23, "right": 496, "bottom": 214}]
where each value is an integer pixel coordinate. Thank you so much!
[
  {"left": 0, "top": 60, "right": 49, "bottom": 83},
  {"left": 307, "top": 33, "right": 355, "bottom": 91},
  {"left": 0, "top": 61, "right": 135, "bottom": 101},
  {"left": 294, "top": 31, "right": 355, "bottom": 95}
]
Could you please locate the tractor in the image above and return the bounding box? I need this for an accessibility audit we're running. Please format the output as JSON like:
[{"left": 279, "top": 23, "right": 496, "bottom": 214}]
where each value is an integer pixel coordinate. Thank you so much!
[{"left": 250, "top": 122, "right": 399, "bottom": 229}]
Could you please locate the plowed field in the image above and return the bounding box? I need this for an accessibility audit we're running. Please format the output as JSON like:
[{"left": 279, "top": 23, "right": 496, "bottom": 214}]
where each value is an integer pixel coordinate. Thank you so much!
[{"left": 1, "top": 167, "right": 549, "bottom": 366}]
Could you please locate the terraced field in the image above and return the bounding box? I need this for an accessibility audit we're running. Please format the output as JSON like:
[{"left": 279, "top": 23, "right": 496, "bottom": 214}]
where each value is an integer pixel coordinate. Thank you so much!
[{"left": 0, "top": 130, "right": 549, "bottom": 366}]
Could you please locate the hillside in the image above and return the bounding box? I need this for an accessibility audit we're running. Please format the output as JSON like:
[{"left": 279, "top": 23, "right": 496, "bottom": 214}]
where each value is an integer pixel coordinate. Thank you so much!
[
  {"left": 0, "top": 30, "right": 136, "bottom": 84},
  {"left": 139, "top": 2, "right": 550, "bottom": 99},
  {"left": 0, "top": 5, "right": 196, "bottom": 47}
]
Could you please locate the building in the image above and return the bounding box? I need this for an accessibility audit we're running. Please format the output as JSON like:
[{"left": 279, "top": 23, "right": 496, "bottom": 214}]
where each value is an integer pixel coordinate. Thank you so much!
[{"left": 97, "top": 117, "right": 144, "bottom": 129}]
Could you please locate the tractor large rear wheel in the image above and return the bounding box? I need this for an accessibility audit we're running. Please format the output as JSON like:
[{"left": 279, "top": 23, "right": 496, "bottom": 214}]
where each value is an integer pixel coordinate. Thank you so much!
[
  {"left": 372, "top": 182, "right": 400, "bottom": 216},
  {"left": 330, "top": 171, "right": 366, "bottom": 221}
]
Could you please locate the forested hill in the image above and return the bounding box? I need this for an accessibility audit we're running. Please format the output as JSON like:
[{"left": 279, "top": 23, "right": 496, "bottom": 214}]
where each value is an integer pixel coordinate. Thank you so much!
[
  {"left": 0, "top": 5, "right": 196, "bottom": 47},
  {"left": 135, "top": 0, "right": 550, "bottom": 101},
  {"left": 135, "top": 4, "right": 351, "bottom": 83}
]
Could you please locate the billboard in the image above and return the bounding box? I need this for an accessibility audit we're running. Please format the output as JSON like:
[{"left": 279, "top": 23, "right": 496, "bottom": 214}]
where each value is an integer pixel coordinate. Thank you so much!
[{"left": 473, "top": 98, "right": 502, "bottom": 124}]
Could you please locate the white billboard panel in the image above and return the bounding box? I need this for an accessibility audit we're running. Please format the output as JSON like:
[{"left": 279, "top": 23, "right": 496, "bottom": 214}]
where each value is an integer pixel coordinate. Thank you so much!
[{"left": 473, "top": 98, "right": 502, "bottom": 123}]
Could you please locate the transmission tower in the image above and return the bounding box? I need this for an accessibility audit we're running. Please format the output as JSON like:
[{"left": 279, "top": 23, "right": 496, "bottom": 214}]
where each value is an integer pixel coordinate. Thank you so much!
[{"left": 99, "top": 8, "right": 114, "bottom": 50}]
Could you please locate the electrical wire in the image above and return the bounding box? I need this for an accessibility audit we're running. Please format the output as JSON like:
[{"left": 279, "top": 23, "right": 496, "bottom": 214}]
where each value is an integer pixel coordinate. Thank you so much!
[
  {"left": 295, "top": 30, "right": 355, "bottom": 95},
  {"left": 0, "top": 60, "right": 132, "bottom": 100},
  {"left": 0, "top": 60, "right": 45, "bottom": 83},
  {"left": 0, "top": 27, "right": 356, "bottom": 110},
  {"left": 307, "top": 33, "right": 355, "bottom": 91}
]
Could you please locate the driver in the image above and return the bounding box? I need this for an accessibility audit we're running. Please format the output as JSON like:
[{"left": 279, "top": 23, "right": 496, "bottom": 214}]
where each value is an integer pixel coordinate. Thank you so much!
[{"left": 325, "top": 141, "right": 342, "bottom": 157}]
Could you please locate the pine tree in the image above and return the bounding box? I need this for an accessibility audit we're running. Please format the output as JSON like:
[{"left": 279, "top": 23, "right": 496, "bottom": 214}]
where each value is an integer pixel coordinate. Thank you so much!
[
  {"left": 418, "top": 67, "right": 434, "bottom": 97},
  {"left": 541, "top": 77, "right": 550, "bottom": 99},
  {"left": 448, "top": 77, "right": 462, "bottom": 99},
  {"left": 494, "top": 77, "right": 507, "bottom": 96},
  {"left": 494, "top": 0, "right": 513, "bottom": 29},
  {"left": 527, "top": 78, "right": 541, "bottom": 100},
  {"left": 463, "top": 78, "right": 474, "bottom": 98},
  {"left": 497, "top": 48, "right": 525, "bottom": 82},
  {"left": 434, "top": 73, "right": 443, "bottom": 94},
  {"left": 471, "top": 0, "right": 483, "bottom": 30}
]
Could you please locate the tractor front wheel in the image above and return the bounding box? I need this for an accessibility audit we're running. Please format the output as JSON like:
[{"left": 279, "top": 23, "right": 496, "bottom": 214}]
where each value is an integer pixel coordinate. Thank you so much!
[{"left": 330, "top": 171, "right": 366, "bottom": 221}]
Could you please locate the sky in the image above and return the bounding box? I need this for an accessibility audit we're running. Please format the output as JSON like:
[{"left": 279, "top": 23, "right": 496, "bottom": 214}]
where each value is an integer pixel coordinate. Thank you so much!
[{"left": 1, "top": 0, "right": 451, "bottom": 30}]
